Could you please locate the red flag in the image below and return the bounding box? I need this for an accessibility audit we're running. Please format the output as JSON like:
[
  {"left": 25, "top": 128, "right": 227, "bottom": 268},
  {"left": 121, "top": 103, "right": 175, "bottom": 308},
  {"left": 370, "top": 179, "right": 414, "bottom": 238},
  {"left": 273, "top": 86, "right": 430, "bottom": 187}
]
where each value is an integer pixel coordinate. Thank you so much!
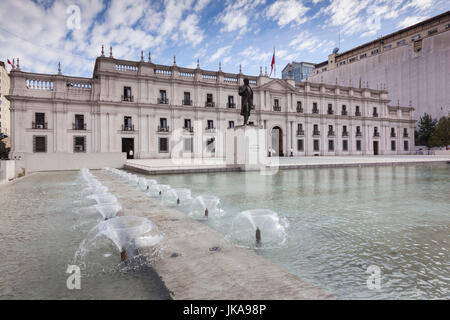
[
  {"left": 269, "top": 50, "right": 275, "bottom": 77},
  {"left": 7, "top": 59, "right": 14, "bottom": 68}
]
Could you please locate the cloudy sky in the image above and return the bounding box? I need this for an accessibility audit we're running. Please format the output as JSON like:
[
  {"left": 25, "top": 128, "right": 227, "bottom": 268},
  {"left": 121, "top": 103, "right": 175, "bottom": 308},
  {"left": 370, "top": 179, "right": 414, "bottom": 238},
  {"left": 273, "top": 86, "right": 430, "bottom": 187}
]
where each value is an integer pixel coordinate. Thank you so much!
[{"left": 0, "top": 0, "right": 448, "bottom": 78}]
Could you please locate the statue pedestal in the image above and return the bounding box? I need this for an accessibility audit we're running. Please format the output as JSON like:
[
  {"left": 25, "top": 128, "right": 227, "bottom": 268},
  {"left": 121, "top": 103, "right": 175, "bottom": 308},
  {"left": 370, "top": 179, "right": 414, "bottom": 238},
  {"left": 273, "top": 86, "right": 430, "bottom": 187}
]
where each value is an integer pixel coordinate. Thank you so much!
[{"left": 226, "top": 125, "right": 268, "bottom": 171}]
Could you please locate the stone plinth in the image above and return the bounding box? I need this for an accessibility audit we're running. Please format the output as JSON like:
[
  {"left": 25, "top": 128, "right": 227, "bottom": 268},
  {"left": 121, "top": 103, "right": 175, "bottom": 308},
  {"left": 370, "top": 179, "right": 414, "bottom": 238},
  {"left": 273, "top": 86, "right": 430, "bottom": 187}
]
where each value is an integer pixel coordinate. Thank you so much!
[{"left": 226, "top": 125, "right": 267, "bottom": 171}]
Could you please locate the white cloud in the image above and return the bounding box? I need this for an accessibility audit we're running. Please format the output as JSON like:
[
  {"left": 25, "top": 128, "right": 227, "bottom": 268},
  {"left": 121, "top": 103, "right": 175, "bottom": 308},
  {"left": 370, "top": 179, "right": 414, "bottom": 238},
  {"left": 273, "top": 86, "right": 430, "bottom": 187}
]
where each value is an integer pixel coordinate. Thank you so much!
[
  {"left": 238, "top": 46, "right": 272, "bottom": 65},
  {"left": 397, "top": 15, "right": 427, "bottom": 28},
  {"left": 289, "top": 31, "right": 335, "bottom": 53},
  {"left": 405, "top": 0, "right": 434, "bottom": 11},
  {"left": 209, "top": 45, "right": 232, "bottom": 62},
  {"left": 194, "top": 0, "right": 212, "bottom": 12},
  {"left": 266, "top": 0, "right": 309, "bottom": 27},
  {"left": 217, "top": 0, "right": 266, "bottom": 36},
  {"left": 180, "top": 14, "right": 205, "bottom": 46}
]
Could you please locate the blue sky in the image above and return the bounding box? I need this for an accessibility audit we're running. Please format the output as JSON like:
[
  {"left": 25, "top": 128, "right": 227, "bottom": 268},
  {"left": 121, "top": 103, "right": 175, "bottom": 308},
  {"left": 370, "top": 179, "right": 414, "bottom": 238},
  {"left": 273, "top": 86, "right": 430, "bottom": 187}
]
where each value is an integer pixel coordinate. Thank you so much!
[{"left": 0, "top": 0, "right": 448, "bottom": 78}]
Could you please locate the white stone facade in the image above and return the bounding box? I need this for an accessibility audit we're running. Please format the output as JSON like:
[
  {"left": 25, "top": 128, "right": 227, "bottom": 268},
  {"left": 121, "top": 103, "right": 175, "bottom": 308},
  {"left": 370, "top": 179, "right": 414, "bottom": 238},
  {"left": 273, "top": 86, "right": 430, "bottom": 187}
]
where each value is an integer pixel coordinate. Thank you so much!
[
  {"left": 0, "top": 61, "right": 11, "bottom": 147},
  {"left": 6, "top": 54, "right": 415, "bottom": 163}
]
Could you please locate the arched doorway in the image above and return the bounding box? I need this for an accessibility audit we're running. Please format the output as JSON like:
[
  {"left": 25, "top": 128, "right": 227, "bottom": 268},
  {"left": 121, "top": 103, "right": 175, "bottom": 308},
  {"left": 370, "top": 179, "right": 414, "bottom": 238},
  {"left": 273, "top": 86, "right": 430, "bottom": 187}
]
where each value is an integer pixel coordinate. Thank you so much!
[{"left": 271, "top": 126, "right": 283, "bottom": 156}]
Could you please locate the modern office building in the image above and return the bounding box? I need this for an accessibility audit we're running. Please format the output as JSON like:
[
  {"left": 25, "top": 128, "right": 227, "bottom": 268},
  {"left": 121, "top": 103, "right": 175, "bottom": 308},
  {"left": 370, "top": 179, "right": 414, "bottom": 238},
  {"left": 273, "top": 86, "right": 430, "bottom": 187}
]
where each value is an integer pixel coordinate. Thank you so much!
[
  {"left": 0, "top": 61, "right": 11, "bottom": 147},
  {"left": 282, "top": 61, "right": 315, "bottom": 82},
  {"left": 6, "top": 49, "right": 415, "bottom": 170},
  {"left": 310, "top": 11, "right": 450, "bottom": 120}
]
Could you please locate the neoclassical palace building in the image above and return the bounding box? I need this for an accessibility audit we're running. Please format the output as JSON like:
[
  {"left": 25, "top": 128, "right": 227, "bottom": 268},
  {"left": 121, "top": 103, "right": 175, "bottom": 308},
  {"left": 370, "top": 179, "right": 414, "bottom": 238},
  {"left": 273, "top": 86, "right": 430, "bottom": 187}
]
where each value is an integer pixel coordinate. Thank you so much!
[{"left": 7, "top": 49, "right": 415, "bottom": 165}]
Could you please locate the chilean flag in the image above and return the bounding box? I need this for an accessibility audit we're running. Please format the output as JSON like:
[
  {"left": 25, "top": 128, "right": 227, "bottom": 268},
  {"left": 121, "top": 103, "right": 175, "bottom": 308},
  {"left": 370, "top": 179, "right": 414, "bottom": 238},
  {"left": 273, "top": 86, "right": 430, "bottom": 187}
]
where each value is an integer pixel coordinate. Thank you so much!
[
  {"left": 7, "top": 59, "right": 14, "bottom": 68},
  {"left": 269, "top": 49, "right": 275, "bottom": 77}
]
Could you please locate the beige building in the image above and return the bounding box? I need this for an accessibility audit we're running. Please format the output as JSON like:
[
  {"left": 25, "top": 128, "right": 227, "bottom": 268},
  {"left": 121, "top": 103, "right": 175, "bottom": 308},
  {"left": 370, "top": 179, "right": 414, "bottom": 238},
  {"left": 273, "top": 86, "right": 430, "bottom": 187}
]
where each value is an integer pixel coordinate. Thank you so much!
[
  {"left": 0, "top": 61, "right": 11, "bottom": 147},
  {"left": 6, "top": 50, "right": 415, "bottom": 170},
  {"left": 310, "top": 11, "right": 450, "bottom": 120}
]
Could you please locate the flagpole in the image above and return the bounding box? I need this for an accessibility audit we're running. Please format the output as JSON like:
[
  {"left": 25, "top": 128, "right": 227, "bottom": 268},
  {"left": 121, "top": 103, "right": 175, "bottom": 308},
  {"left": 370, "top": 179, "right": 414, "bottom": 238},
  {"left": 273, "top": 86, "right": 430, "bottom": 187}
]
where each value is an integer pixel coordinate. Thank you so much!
[{"left": 274, "top": 47, "right": 276, "bottom": 78}]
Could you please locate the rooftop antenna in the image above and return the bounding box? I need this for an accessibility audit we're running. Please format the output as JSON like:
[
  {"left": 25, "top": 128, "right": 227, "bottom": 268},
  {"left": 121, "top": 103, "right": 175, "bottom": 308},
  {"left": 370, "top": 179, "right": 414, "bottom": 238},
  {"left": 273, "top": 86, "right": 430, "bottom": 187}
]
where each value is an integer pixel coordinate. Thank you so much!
[{"left": 338, "top": 28, "right": 340, "bottom": 50}]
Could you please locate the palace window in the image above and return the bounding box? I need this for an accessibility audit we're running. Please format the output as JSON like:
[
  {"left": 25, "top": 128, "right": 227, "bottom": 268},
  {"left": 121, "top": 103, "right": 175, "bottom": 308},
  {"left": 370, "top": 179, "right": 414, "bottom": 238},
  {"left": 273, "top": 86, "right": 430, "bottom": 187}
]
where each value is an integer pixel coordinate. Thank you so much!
[
  {"left": 356, "top": 140, "right": 362, "bottom": 151},
  {"left": 296, "top": 101, "right": 303, "bottom": 112},
  {"left": 273, "top": 99, "right": 280, "bottom": 111},
  {"left": 205, "top": 94, "right": 215, "bottom": 107},
  {"left": 355, "top": 106, "right": 361, "bottom": 116},
  {"left": 228, "top": 121, "right": 234, "bottom": 129},
  {"left": 391, "top": 141, "right": 396, "bottom": 151},
  {"left": 297, "top": 123, "right": 304, "bottom": 135},
  {"left": 158, "top": 118, "right": 169, "bottom": 132},
  {"left": 343, "top": 140, "right": 348, "bottom": 151},
  {"left": 404, "top": 140, "right": 409, "bottom": 151},
  {"left": 403, "top": 128, "right": 409, "bottom": 137},
  {"left": 73, "top": 136, "right": 86, "bottom": 153},
  {"left": 342, "top": 125, "right": 348, "bottom": 136},
  {"left": 33, "top": 135, "right": 47, "bottom": 153},
  {"left": 159, "top": 90, "right": 168, "bottom": 104},
  {"left": 397, "top": 39, "right": 406, "bottom": 46},
  {"left": 328, "top": 140, "right": 334, "bottom": 152},
  {"left": 123, "top": 87, "right": 132, "bottom": 101},
  {"left": 227, "top": 96, "right": 235, "bottom": 108},
  {"left": 183, "top": 119, "right": 192, "bottom": 132},
  {"left": 391, "top": 128, "right": 396, "bottom": 137},
  {"left": 74, "top": 114, "right": 85, "bottom": 130},
  {"left": 342, "top": 105, "right": 347, "bottom": 115},
  {"left": 428, "top": 28, "right": 437, "bottom": 35},
  {"left": 183, "top": 92, "right": 191, "bottom": 105},
  {"left": 123, "top": 116, "right": 133, "bottom": 131},
  {"left": 312, "top": 102, "right": 318, "bottom": 113},
  {"left": 313, "top": 124, "right": 320, "bottom": 135},
  {"left": 159, "top": 137, "right": 168, "bottom": 153},
  {"left": 297, "top": 139, "right": 304, "bottom": 152},
  {"left": 207, "top": 120, "right": 214, "bottom": 129},
  {"left": 313, "top": 139, "right": 320, "bottom": 152},
  {"left": 328, "top": 125, "right": 334, "bottom": 136},
  {"left": 33, "top": 112, "right": 46, "bottom": 129},
  {"left": 327, "top": 104, "right": 333, "bottom": 115},
  {"left": 373, "top": 107, "right": 378, "bottom": 117}
]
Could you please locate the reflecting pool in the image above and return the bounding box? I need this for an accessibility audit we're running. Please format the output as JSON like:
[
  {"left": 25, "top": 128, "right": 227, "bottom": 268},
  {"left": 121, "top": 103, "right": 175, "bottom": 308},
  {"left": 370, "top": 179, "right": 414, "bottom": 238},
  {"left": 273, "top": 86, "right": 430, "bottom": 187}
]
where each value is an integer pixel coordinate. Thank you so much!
[
  {"left": 0, "top": 172, "right": 170, "bottom": 299},
  {"left": 150, "top": 163, "right": 450, "bottom": 299}
]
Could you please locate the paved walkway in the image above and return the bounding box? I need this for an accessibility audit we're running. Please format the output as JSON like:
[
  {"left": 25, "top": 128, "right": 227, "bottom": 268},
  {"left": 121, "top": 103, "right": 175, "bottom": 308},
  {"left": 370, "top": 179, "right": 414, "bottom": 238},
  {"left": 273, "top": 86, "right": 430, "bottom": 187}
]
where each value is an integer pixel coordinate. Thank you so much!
[
  {"left": 125, "top": 155, "right": 450, "bottom": 174},
  {"left": 94, "top": 171, "right": 334, "bottom": 300}
]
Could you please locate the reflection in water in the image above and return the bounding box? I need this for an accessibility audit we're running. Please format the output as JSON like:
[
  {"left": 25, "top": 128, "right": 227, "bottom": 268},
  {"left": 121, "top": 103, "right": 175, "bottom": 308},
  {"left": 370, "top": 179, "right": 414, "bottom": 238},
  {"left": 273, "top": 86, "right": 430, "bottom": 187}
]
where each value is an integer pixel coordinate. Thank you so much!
[{"left": 150, "top": 163, "right": 450, "bottom": 299}]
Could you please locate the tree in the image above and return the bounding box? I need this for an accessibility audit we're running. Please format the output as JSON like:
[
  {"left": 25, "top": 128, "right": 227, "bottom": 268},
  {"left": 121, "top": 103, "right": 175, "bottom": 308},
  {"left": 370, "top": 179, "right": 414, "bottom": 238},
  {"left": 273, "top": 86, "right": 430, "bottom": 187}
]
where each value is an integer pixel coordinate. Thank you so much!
[
  {"left": 416, "top": 113, "right": 438, "bottom": 148},
  {"left": 0, "top": 137, "right": 9, "bottom": 159},
  {"left": 429, "top": 116, "right": 450, "bottom": 148}
]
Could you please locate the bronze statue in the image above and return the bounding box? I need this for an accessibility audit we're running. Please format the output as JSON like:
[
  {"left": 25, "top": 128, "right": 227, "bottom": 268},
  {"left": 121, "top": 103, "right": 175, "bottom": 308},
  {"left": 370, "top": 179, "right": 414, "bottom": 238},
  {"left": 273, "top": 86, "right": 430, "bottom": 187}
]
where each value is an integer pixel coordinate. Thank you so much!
[{"left": 239, "top": 78, "right": 253, "bottom": 125}]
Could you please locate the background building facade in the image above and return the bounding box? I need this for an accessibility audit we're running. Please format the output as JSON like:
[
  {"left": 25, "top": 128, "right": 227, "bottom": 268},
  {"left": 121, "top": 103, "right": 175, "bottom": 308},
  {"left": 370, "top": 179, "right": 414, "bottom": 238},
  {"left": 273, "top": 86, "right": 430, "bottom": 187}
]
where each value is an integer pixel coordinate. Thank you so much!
[
  {"left": 282, "top": 62, "right": 315, "bottom": 82},
  {"left": 309, "top": 11, "right": 450, "bottom": 120},
  {"left": 6, "top": 53, "right": 415, "bottom": 168},
  {"left": 0, "top": 61, "right": 11, "bottom": 147}
]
